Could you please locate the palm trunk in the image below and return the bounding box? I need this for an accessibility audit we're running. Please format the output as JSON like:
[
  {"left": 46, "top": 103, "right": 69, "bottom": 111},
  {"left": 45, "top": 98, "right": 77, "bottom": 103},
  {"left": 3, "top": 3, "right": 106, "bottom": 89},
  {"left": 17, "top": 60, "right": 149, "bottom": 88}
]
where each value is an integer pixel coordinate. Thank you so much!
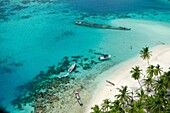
[
  {"left": 138, "top": 79, "right": 142, "bottom": 89},
  {"left": 147, "top": 59, "right": 150, "bottom": 66}
]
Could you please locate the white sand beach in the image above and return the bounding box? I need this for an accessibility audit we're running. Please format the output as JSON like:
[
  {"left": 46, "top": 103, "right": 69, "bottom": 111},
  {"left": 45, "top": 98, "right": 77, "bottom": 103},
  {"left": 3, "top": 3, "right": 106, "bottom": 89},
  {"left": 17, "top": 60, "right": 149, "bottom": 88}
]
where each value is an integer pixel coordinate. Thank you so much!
[
  {"left": 111, "top": 19, "right": 170, "bottom": 37},
  {"left": 85, "top": 45, "right": 170, "bottom": 113}
]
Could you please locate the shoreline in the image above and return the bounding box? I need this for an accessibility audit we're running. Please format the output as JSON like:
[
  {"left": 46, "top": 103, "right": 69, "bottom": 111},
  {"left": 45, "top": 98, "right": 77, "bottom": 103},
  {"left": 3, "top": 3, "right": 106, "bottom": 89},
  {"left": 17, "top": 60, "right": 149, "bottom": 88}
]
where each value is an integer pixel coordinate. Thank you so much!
[
  {"left": 2, "top": 18, "right": 170, "bottom": 113},
  {"left": 85, "top": 45, "right": 170, "bottom": 113}
]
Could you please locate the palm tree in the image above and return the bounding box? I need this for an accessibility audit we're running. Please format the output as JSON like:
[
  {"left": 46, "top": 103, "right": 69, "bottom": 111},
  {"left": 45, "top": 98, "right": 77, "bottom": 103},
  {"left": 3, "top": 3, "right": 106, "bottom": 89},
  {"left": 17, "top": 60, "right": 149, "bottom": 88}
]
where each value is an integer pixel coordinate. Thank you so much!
[
  {"left": 143, "top": 76, "right": 154, "bottom": 92},
  {"left": 162, "top": 71, "right": 170, "bottom": 89},
  {"left": 135, "top": 89, "right": 146, "bottom": 102},
  {"left": 148, "top": 96, "right": 165, "bottom": 113},
  {"left": 130, "top": 66, "right": 143, "bottom": 88},
  {"left": 154, "top": 64, "right": 163, "bottom": 80},
  {"left": 115, "top": 86, "right": 131, "bottom": 107},
  {"left": 126, "top": 100, "right": 145, "bottom": 113},
  {"left": 140, "top": 46, "right": 152, "bottom": 65},
  {"left": 157, "top": 89, "right": 168, "bottom": 105},
  {"left": 153, "top": 77, "right": 166, "bottom": 93},
  {"left": 101, "top": 99, "right": 111, "bottom": 112},
  {"left": 130, "top": 91, "right": 134, "bottom": 103},
  {"left": 91, "top": 105, "right": 101, "bottom": 113},
  {"left": 146, "top": 65, "right": 155, "bottom": 78},
  {"left": 110, "top": 100, "right": 125, "bottom": 113}
]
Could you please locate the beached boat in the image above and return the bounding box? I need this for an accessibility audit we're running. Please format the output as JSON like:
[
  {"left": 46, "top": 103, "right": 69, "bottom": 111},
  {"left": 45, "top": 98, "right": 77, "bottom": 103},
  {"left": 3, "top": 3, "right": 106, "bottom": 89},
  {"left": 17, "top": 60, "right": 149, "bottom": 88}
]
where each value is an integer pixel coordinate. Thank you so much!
[
  {"left": 74, "top": 89, "right": 83, "bottom": 106},
  {"left": 68, "top": 63, "right": 76, "bottom": 73},
  {"left": 99, "top": 54, "right": 111, "bottom": 60},
  {"left": 106, "top": 80, "right": 115, "bottom": 86},
  {"left": 75, "top": 21, "right": 131, "bottom": 31}
]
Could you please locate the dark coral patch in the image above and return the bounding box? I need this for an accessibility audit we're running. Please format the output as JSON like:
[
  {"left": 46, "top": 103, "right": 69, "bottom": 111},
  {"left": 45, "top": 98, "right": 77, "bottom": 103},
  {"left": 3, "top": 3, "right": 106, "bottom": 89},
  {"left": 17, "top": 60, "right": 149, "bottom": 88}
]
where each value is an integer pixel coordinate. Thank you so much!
[
  {"left": 83, "top": 63, "right": 91, "bottom": 70},
  {"left": 0, "top": 0, "right": 10, "bottom": 7},
  {"left": 32, "top": 0, "right": 52, "bottom": 3},
  {"left": 0, "top": 14, "right": 9, "bottom": 21},
  {"left": 88, "top": 49, "right": 102, "bottom": 55},
  {"left": 55, "top": 31, "right": 74, "bottom": 41},
  {"left": 63, "top": 31, "right": 74, "bottom": 37},
  {"left": 72, "top": 59, "right": 77, "bottom": 62},
  {"left": 47, "top": 12, "right": 57, "bottom": 15},
  {"left": 0, "top": 8, "right": 5, "bottom": 13},
  {"left": 59, "top": 59, "right": 70, "bottom": 72},
  {"left": 4, "top": 0, "right": 10, "bottom": 3},
  {"left": 83, "top": 58, "right": 88, "bottom": 61},
  {"left": 11, "top": 5, "right": 28, "bottom": 11},
  {"left": 71, "top": 55, "right": 83, "bottom": 59},
  {"left": 90, "top": 60, "right": 98, "bottom": 65},
  {"left": 0, "top": 2, "right": 4, "bottom": 7},
  {"left": 62, "top": 10, "right": 69, "bottom": 13},
  {"left": 21, "top": 0, "right": 31, "bottom": 5},
  {"left": 0, "top": 58, "right": 8, "bottom": 64},
  {"left": 9, "top": 62, "right": 23, "bottom": 67},
  {"left": 0, "top": 66, "right": 13, "bottom": 74},
  {"left": 21, "top": 15, "right": 31, "bottom": 19}
]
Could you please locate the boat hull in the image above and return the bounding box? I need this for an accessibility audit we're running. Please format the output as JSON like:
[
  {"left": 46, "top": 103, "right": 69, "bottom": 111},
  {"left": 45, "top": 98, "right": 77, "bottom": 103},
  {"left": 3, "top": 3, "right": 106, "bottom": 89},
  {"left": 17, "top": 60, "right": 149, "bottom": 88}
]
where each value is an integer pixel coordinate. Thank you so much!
[
  {"left": 68, "top": 63, "right": 76, "bottom": 73},
  {"left": 75, "top": 21, "right": 131, "bottom": 31},
  {"left": 99, "top": 55, "right": 111, "bottom": 60}
]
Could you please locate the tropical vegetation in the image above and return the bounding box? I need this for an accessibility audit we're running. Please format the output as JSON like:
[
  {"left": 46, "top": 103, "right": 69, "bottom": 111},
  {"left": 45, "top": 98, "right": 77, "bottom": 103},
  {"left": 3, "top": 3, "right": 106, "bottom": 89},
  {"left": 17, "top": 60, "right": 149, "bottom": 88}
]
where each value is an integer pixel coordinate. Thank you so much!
[
  {"left": 91, "top": 46, "right": 170, "bottom": 113},
  {"left": 140, "top": 46, "right": 152, "bottom": 65}
]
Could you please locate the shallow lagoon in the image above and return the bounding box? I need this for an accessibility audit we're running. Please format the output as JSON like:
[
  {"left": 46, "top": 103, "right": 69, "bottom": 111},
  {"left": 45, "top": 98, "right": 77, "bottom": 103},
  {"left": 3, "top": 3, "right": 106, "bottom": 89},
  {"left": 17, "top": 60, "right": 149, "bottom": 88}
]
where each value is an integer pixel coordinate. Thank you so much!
[{"left": 0, "top": 0, "right": 170, "bottom": 112}]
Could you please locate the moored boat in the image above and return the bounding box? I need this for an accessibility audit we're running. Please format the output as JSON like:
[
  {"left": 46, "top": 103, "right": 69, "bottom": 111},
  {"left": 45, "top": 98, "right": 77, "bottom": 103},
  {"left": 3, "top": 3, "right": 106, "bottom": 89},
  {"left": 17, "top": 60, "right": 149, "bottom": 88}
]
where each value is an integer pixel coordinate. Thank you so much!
[
  {"left": 68, "top": 63, "right": 76, "bottom": 73},
  {"left": 99, "top": 54, "right": 111, "bottom": 60}
]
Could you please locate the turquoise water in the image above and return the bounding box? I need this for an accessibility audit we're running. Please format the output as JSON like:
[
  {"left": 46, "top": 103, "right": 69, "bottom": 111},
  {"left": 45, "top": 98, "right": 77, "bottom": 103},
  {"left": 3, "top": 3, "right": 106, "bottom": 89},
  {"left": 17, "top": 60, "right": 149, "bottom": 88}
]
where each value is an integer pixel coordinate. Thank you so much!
[{"left": 0, "top": 0, "right": 170, "bottom": 112}]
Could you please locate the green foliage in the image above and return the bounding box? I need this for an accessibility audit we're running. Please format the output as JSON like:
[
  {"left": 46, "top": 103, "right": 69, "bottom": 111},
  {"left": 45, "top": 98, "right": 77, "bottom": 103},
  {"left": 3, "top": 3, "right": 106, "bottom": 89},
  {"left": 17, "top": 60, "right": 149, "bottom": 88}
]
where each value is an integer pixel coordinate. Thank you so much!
[
  {"left": 140, "top": 46, "right": 152, "bottom": 65},
  {"left": 91, "top": 47, "right": 170, "bottom": 113},
  {"left": 115, "top": 86, "right": 131, "bottom": 105},
  {"left": 146, "top": 65, "right": 155, "bottom": 78},
  {"left": 130, "top": 66, "right": 143, "bottom": 88},
  {"left": 91, "top": 105, "right": 101, "bottom": 113}
]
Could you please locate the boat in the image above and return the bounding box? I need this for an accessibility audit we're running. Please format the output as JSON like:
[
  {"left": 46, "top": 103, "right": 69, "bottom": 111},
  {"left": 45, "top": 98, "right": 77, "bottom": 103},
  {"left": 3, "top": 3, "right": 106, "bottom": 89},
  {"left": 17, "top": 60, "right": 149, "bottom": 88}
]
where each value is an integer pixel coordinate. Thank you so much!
[
  {"left": 58, "top": 63, "right": 76, "bottom": 78},
  {"left": 99, "top": 54, "right": 111, "bottom": 60},
  {"left": 68, "top": 63, "right": 76, "bottom": 73},
  {"left": 75, "top": 21, "right": 131, "bottom": 31},
  {"left": 74, "top": 89, "right": 80, "bottom": 99},
  {"left": 74, "top": 89, "right": 83, "bottom": 106},
  {"left": 106, "top": 80, "right": 115, "bottom": 86}
]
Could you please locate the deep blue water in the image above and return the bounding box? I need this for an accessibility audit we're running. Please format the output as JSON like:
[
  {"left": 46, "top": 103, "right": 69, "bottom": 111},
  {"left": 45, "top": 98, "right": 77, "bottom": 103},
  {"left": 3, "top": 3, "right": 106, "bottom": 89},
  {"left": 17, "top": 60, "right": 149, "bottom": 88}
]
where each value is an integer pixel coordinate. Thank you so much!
[{"left": 67, "top": 0, "right": 170, "bottom": 13}]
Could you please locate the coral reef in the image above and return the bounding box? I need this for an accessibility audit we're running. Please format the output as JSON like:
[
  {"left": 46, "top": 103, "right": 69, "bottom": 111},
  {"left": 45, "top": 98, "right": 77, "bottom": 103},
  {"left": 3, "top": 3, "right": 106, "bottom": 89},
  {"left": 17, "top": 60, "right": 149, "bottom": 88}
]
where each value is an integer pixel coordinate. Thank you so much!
[
  {"left": 11, "top": 5, "right": 28, "bottom": 11},
  {"left": 11, "top": 49, "right": 114, "bottom": 112},
  {"left": 21, "top": 15, "right": 31, "bottom": 19},
  {"left": 21, "top": 0, "right": 31, "bottom": 5},
  {"left": 55, "top": 31, "right": 74, "bottom": 42},
  {"left": 0, "top": 66, "right": 12, "bottom": 74},
  {"left": 0, "top": 56, "right": 23, "bottom": 74}
]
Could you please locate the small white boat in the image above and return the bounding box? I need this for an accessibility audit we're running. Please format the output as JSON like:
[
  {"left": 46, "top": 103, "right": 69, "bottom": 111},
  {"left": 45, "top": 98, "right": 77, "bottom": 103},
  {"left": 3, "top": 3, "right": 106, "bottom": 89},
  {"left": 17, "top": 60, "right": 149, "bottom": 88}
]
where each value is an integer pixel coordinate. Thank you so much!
[
  {"left": 99, "top": 54, "right": 111, "bottom": 60},
  {"left": 68, "top": 63, "right": 76, "bottom": 73}
]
